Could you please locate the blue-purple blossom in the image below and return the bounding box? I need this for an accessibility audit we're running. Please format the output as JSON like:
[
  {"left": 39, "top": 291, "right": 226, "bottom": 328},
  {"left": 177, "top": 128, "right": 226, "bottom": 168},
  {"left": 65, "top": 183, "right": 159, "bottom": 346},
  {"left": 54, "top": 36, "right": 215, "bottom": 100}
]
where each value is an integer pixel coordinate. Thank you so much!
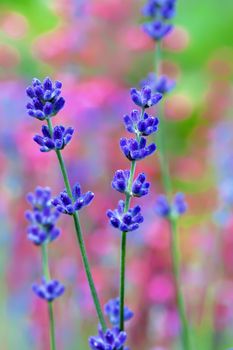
[
  {"left": 112, "top": 170, "right": 150, "bottom": 197},
  {"left": 25, "top": 187, "right": 60, "bottom": 245},
  {"left": 123, "top": 109, "right": 159, "bottom": 136},
  {"left": 107, "top": 200, "right": 143, "bottom": 232},
  {"left": 143, "top": 20, "right": 173, "bottom": 41},
  {"left": 32, "top": 278, "right": 65, "bottom": 302},
  {"left": 132, "top": 173, "right": 150, "bottom": 197},
  {"left": 104, "top": 298, "right": 134, "bottom": 326},
  {"left": 141, "top": 73, "right": 176, "bottom": 95},
  {"left": 143, "top": 0, "right": 176, "bottom": 20},
  {"left": 33, "top": 125, "right": 74, "bottom": 152},
  {"left": 120, "top": 137, "right": 156, "bottom": 161},
  {"left": 26, "top": 77, "right": 65, "bottom": 120},
  {"left": 52, "top": 183, "right": 94, "bottom": 215},
  {"left": 89, "top": 325, "right": 127, "bottom": 350},
  {"left": 130, "top": 86, "right": 162, "bottom": 108},
  {"left": 155, "top": 193, "right": 187, "bottom": 218}
]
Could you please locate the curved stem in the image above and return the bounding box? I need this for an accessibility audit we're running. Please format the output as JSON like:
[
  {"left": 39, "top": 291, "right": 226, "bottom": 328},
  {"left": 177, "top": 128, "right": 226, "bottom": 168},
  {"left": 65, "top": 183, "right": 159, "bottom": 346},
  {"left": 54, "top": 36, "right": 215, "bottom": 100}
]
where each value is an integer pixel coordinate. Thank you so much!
[
  {"left": 154, "top": 43, "right": 191, "bottom": 349},
  {"left": 46, "top": 119, "right": 107, "bottom": 331},
  {"left": 41, "top": 244, "right": 56, "bottom": 350}
]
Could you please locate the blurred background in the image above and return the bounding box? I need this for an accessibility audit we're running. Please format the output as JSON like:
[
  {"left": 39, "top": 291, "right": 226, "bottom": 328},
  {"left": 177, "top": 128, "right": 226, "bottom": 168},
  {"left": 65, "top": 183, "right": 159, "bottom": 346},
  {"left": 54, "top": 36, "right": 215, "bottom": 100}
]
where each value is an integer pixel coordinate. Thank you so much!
[{"left": 0, "top": 0, "right": 233, "bottom": 349}]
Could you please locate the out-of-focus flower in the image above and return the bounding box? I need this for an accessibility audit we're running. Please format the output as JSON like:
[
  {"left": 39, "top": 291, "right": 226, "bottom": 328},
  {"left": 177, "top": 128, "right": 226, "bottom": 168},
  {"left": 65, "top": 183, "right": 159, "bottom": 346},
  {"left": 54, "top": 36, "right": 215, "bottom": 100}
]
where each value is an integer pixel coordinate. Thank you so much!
[
  {"left": 26, "top": 77, "right": 65, "bottom": 120},
  {"left": 155, "top": 193, "right": 187, "bottom": 218},
  {"left": 33, "top": 125, "right": 74, "bottom": 152},
  {"left": 107, "top": 200, "right": 143, "bottom": 232},
  {"left": 32, "top": 278, "right": 65, "bottom": 302},
  {"left": 104, "top": 298, "right": 134, "bottom": 325},
  {"left": 25, "top": 187, "right": 60, "bottom": 245},
  {"left": 143, "top": 21, "right": 173, "bottom": 41},
  {"left": 52, "top": 183, "right": 94, "bottom": 215},
  {"left": 141, "top": 73, "right": 176, "bottom": 94},
  {"left": 120, "top": 137, "right": 156, "bottom": 161},
  {"left": 89, "top": 325, "right": 127, "bottom": 350}
]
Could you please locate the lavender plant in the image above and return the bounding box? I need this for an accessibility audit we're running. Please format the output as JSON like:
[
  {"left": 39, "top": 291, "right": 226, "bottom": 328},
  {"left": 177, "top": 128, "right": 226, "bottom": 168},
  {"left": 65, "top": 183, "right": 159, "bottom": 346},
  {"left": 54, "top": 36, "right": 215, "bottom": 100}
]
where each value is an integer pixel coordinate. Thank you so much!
[
  {"left": 25, "top": 186, "right": 64, "bottom": 350},
  {"left": 142, "top": 1, "right": 192, "bottom": 349}
]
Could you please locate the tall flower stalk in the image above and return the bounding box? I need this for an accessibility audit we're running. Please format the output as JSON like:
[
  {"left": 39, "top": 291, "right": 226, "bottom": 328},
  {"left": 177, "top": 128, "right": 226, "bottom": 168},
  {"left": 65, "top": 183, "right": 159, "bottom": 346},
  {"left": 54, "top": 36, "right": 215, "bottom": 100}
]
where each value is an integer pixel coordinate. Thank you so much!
[
  {"left": 142, "top": 1, "right": 192, "bottom": 349},
  {"left": 25, "top": 186, "right": 65, "bottom": 350},
  {"left": 106, "top": 86, "right": 162, "bottom": 347},
  {"left": 26, "top": 77, "right": 107, "bottom": 332}
]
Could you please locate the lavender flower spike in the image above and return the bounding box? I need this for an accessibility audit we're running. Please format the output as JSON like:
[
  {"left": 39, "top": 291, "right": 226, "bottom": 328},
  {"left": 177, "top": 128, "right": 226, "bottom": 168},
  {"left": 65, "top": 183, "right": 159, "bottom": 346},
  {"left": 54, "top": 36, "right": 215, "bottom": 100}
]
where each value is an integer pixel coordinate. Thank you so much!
[
  {"left": 52, "top": 183, "right": 94, "bottom": 215},
  {"left": 112, "top": 170, "right": 150, "bottom": 197},
  {"left": 89, "top": 325, "right": 127, "bottom": 350},
  {"left": 130, "top": 85, "right": 162, "bottom": 108},
  {"left": 34, "top": 125, "right": 74, "bottom": 152},
  {"left": 26, "top": 77, "right": 65, "bottom": 120},
  {"left": 107, "top": 200, "right": 144, "bottom": 232},
  {"left": 33, "top": 278, "right": 65, "bottom": 302}
]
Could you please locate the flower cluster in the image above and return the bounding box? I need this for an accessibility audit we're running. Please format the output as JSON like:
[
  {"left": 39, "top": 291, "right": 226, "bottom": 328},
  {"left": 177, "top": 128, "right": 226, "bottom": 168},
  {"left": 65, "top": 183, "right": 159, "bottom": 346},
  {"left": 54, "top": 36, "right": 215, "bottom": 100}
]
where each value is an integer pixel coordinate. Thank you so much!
[
  {"left": 112, "top": 170, "right": 150, "bottom": 197},
  {"left": 52, "top": 183, "right": 94, "bottom": 215},
  {"left": 130, "top": 86, "right": 162, "bottom": 108},
  {"left": 89, "top": 326, "right": 128, "bottom": 350},
  {"left": 34, "top": 125, "right": 74, "bottom": 152},
  {"left": 25, "top": 187, "right": 60, "bottom": 245},
  {"left": 141, "top": 73, "right": 176, "bottom": 95},
  {"left": 107, "top": 200, "right": 143, "bottom": 232},
  {"left": 33, "top": 278, "right": 65, "bottom": 302},
  {"left": 123, "top": 109, "right": 159, "bottom": 136},
  {"left": 26, "top": 77, "right": 65, "bottom": 120},
  {"left": 142, "top": 0, "right": 177, "bottom": 40},
  {"left": 155, "top": 193, "right": 187, "bottom": 218},
  {"left": 104, "top": 298, "right": 134, "bottom": 326}
]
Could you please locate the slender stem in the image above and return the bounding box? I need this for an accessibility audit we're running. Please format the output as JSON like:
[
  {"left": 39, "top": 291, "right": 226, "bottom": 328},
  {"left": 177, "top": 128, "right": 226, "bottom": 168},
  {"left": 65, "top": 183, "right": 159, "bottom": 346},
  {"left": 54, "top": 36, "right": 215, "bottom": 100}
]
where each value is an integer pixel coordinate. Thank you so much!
[
  {"left": 170, "top": 218, "right": 191, "bottom": 350},
  {"left": 154, "top": 44, "right": 191, "bottom": 349},
  {"left": 119, "top": 160, "right": 136, "bottom": 332},
  {"left": 46, "top": 118, "right": 107, "bottom": 331},
  {"left": 41, "top": 243, "right": 56, "bottom": 350}
]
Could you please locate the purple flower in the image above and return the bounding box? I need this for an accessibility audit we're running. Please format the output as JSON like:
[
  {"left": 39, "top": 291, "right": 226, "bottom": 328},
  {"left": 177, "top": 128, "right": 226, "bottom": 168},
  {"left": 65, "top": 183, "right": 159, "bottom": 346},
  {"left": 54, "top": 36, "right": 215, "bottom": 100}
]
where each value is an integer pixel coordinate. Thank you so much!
[
  {"left": 104, "top": 298, "right": 134, "bottom": 326},
  {"left": 107, "top": 200, "right": 143, "bottom": 232},
  {"left": 26, "top": 77, "right": 65, "bottom": 120},
  {"left": 143, "top": 20, "right": 173, "bottom": 41},
  {"left": 120, "top": 137, "right": 156, "bottom": 161},
  {"left": 155, "top": 193, "right": 187, "bottom": 218},
  {"left": 52, "top": 183, "right": 94, "bottom": 215},
  {"left": 89, "top": 326, "right": 127, "bottom": 350},
  {"left": 32, "top": 278, "right": 65, "bottom": 302},
  {"left": 173, "top": 193, "right": 187, "bottom": 215},
  {"left": 154, "top": 195, "right": 170, "bottom": 217},
  {"left": 33, "top": 125, "right": 74, "bottom": 152},
  {"left": 132, "top": 173, "right": 150, "bottom": 197},
  {"left": 141, "top": 73, "right": 176, "bottom": 94},
  {"left": 130, "top": 86, "right": 162, "bottom": 109},
  {"left": 111, "top": 170, "right": 150, "bottom": 197},
  {"left": 25, "top": 187, "right": 60, "bottom": 245},
  {"left": 123, "top": 109, "right": 159, "bottom": 136},
  {"left": 143, "top": 0, "right": 176, "bottom": 20},
  {"left": 112, "top": 170, "right": 130, "bottom": 194}
]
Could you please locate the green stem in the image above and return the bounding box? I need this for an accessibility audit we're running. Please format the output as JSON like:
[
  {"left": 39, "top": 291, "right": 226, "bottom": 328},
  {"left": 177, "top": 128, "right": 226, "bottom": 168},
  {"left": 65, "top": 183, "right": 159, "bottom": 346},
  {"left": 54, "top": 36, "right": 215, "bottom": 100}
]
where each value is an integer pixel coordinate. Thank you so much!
[
  {"left": 154, "top": 44, "right": 191, "bottom": 349},
  {"left": 170, "top": 218, "right": 191, "bottom": 350},
  {"left": 41, "top": 244, "right": 56, "bottom": 350},
  {"left": 46, "top": 118, "right": 107, "bottom": 331},
  {"left": 119, "top": 161, "right": 136, "bottom": 332}
]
